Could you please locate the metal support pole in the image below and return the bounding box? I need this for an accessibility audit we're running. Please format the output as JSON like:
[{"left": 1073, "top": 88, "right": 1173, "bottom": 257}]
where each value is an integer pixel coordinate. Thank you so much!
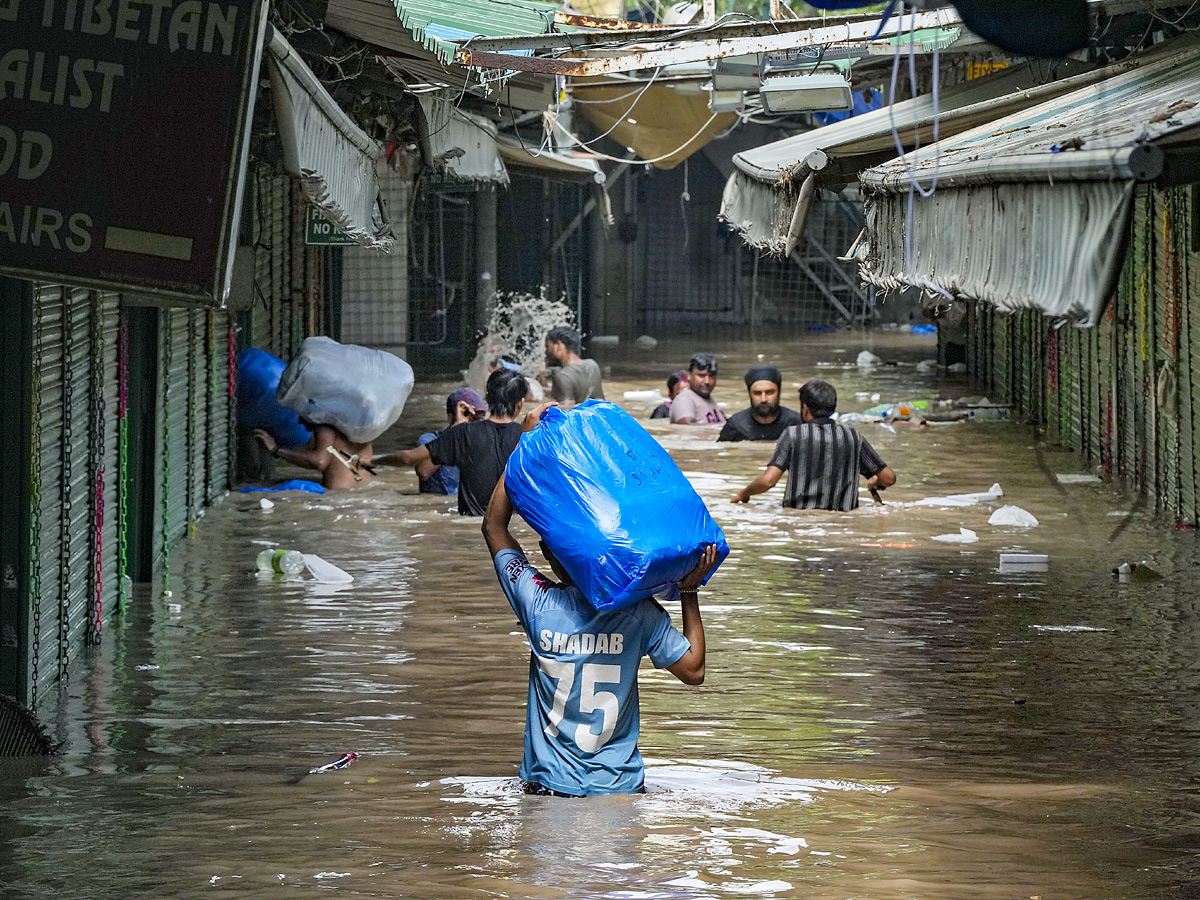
[{"left": 475, "top": 185, "right": 497, "bottom": 329}]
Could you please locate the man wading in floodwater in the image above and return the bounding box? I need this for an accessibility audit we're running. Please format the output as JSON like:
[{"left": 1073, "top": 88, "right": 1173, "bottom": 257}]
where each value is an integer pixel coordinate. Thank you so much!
[
  {"left": 718, "top": 366, "right": 804, "bottom": 442},
  {"left": 482, "top": 405, "right": 717, "bottom": 797},
  {"left": 731, "top": 380, "right": 896, "bottom": 511}
]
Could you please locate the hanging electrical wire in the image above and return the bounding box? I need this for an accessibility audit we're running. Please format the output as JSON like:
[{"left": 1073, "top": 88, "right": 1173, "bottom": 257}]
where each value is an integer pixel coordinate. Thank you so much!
[{"left": 552, "top": 112, "right": 719, "bottom": 165}]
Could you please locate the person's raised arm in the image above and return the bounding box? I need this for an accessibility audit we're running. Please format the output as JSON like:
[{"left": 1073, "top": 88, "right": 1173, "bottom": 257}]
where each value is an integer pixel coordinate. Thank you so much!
[
  {"left": 731, "top": 466, "right": 784, "bottom": 503},
  {"left": 666, "top": 544, "right": 718, "bottom": 686},
  {"left": 372, "top": 444, "right": 431, "bottom": 468},
  {"left": 254, "top": 429, "right": 329, "bottom": 473},
  {"left": 482, "top": 474, "right": 522, "bottom": 557}
]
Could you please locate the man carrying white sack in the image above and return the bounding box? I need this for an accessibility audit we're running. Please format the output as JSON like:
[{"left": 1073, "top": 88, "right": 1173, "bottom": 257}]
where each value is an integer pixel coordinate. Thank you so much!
[{"left": 482, "top": 404, "right": 718, "bottom": 798}]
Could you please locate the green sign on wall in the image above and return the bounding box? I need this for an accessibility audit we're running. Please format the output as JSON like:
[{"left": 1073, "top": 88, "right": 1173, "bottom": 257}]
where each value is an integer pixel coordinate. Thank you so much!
[{"left": 305, "top": 207, "right": 356, "bottom": 246}]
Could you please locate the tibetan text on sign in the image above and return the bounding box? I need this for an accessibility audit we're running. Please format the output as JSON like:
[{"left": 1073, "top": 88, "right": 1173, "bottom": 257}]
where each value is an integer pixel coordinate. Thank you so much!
[{"left": 0, "top": 0, "right": 265, "bottom": 303}]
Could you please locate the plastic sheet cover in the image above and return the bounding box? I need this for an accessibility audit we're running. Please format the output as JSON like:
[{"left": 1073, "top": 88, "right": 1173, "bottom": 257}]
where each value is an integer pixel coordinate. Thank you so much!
[
  {"left": 276, "top": 337, "right": 414, "bottom": 444},
  {"left": 237, "top": 349, "right": 311, "bottom": 449},
  {"left": 505, "top": 400, "right": 729, "bottom": 611}
]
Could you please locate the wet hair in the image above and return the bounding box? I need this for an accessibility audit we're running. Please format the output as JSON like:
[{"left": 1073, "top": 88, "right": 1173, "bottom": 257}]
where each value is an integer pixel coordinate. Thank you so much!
[
  {"left": 546, "top": 325, "right": 581, "bottom": 355},
  {"left": 799, "top": 380, "right": 837, "bottom": 418},
  {"left": 666, "top": 372, "right": 683, "bottom": 393},
  {"left": 689, "top": 352, "right": 718, "bottom": 375},
  {"left": 486, "top": 368, "right": 528, "bottom": 419}
]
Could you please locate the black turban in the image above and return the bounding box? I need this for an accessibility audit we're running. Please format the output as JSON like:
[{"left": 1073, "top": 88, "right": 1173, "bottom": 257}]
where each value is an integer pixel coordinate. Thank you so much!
[{"left": 744, "top": 366, "right": 782, "bottom": 389}]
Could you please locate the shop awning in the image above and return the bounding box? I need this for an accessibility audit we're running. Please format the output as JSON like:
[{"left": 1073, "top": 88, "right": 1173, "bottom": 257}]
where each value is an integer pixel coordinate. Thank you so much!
[
  {"left": 265, "top": 26, "right": 395, "bottom": 251},
  {"left": 322, "top": 0, "right": 559, "bottom": 106},
  {"left": 572, "top": 78, "right": 736, "bottom": 170},
  {"left": 496, "top": 136, "right": 607, "bottom": 183},
  {"left": 418, "top": 96, "right": 510, "bottom": 183},
  {"left": 720, "top": 57, "right": 1115, "bottom": 253},
  {"left": 858, "top": 37, "right": 1200, "bottom": 325}
]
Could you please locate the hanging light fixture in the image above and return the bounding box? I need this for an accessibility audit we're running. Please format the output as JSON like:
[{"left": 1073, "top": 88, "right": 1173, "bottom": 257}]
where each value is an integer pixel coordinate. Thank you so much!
[{"left": 758, "top": 73, "right": 853, "bottom": 114}]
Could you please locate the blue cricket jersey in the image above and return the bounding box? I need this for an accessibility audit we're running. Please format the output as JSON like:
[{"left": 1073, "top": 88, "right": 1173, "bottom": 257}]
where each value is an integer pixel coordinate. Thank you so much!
[{"left": 492, "top": 549, "right": 690, "bottom": 796}]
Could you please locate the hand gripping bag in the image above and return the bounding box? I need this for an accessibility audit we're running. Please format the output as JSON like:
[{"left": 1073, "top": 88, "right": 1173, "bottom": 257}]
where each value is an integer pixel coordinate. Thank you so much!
[
  {"left": 276, "top": 337, "right": 414, "bottom": 444},
  {"left": 236, "top": 349, "right": 311, "bottom": 449},
  {"left": 505, "top": 400, "right": 729, "bottom": 611}
]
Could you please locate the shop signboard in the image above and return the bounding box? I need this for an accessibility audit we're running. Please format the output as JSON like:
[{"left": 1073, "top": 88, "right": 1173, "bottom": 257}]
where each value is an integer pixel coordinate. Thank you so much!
[
  {"left": 305, "top": 206, "right": 356, "bottom": 246},
  {"left": 0, "top": 0, "right": 267, "bottom": 304}
]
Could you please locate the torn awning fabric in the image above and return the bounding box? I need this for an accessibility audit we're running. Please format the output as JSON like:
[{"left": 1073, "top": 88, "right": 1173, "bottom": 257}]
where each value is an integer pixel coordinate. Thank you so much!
[
  {"left": 856, "top": 38, "right": 1200, "bottom": 326},
  {"left": 265, "top": 27, "right": 394, "bottom": 252}
]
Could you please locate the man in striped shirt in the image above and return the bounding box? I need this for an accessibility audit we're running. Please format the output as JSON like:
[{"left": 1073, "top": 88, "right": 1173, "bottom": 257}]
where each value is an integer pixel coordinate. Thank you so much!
[{"left": 730, "top": 381, "right": 896, "bottom": 511}]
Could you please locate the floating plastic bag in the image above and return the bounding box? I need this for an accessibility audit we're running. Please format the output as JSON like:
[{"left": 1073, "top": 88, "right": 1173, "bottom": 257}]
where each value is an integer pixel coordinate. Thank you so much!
[
  {"left": 236, "top": 349, "right": 311, "bottom": 449},
  {"left": 932, "top": 528, "right": 979, "bottom": 544},
  {"left": 909, "top": 483, "right": 1003, "bottom": 507},
  {"left": 856, "top": 350, "right": 881, "bottom": 367},
  {"left": 238, "top": 479, "right": 326, "bottom": 494},
  {"left": 303, "top": 554, "right": 354, "bottom": 584},
  {"left": 988, "top": 505, "right": 1039, "bottom": 527},
  {"left": 505, "top": 400, "right": 729, "bottom": 611},
  {"left": 276, "top": 337, "right": 414, "bottom": 444}
]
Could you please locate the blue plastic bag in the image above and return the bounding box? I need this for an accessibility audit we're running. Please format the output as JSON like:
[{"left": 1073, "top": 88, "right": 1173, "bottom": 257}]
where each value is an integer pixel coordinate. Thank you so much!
[
  {"left": 238, "top": 479, "right": 326, "bottom": 494},
  {"left": 236, "top": 349, "right": 311, "bottom": 449},
  {"left": 505, "top": 400, "right": 729, "bottom": 611}
]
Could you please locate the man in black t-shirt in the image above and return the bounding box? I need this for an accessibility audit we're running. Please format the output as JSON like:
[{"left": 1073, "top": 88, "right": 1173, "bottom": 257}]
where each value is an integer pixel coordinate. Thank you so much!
[
  {"left": 377, "top": 369, "right": 528, "bottom": 515},
  {"left": 718, "top": 366, "right": 804, "bottom": 442}
]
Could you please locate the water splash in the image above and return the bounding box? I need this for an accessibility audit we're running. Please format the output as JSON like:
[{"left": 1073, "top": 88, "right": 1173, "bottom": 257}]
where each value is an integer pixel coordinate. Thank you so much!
[{"left": 466, "top": 289, "right": 577, "bottom": 394}]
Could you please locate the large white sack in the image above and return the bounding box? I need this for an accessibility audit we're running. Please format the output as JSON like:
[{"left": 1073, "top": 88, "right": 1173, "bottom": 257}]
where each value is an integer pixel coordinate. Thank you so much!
[
  {"left": 988, "top": 505, "right": 1039, "bottom": 527},
  {"left": 276, "top": 337, "right": 414, "bottom": 443}
]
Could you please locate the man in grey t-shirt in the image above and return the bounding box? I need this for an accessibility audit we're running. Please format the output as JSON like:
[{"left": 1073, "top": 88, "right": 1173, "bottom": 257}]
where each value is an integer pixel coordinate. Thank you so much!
[
  {"left": 544, "top": 325, "right": 605, "bottom": 407},
  {"left": 731, "top": 380, "right": 896, "bottom": 511}
]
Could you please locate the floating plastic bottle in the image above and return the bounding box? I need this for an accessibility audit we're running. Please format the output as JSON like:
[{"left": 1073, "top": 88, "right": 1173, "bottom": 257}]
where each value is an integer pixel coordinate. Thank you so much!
[{"left": 256, "top": 549, "right": 306, "bottom": 576}]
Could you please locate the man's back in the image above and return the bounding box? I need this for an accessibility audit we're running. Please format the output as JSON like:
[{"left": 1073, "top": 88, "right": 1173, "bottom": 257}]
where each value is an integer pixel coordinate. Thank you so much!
[
  {"left": 769, "top": 420, "right": 886, "bottom": 511},
  {"left": 426, "top": 420, "right": 521, "bottom": 515},
  {"left": 550, "top": 360, "right": 605, "bottom": 406},
  {"left": 493, "top": 549, "right": 690, "bottom": 796}
]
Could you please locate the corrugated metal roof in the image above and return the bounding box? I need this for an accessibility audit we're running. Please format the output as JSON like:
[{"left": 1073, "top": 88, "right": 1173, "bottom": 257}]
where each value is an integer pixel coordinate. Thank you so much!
[
  {"left": 719, "top": 59, "right": 1118, "bottom": 252},
  {"left": 856, "top": 38, "right": 1200, "bottom": 326},
  {"left": 393, "top": 0, "right": 564, "bottom": 64},
  {"left": 266, "top": 29, "right": 394, "bottom": 252},
  {"left": 861, "top": 37, "right": 1200, "bottom": 191},
  {"left": 419, "top": 96, "right": 510, "bottom": 183},
  {"left": 731, "top": 59, "right": 1106, "bottom": 186}
]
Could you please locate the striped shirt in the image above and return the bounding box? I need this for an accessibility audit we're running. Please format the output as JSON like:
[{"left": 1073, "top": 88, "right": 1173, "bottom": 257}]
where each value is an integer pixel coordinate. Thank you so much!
[{"left": 767, "top": 418, "right": 887, "bottom": 511}]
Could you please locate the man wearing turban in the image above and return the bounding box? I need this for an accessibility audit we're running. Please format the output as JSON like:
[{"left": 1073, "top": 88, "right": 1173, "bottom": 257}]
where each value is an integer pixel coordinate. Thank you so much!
[{"left": 717, "top": 366, "right": 804, "bottom": 442}]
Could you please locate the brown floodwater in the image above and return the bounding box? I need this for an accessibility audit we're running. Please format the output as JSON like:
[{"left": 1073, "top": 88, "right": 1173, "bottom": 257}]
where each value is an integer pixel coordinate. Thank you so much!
[{"left": 3, "top": 333, "right": 1198, "bottom": 900}]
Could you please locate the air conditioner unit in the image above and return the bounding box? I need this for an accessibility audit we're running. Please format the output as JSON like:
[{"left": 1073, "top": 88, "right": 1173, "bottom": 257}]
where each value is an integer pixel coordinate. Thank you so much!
[
  {"left": 710, "top": 54, "right": 765, "bottom": 91},
  {"left": 759, "top": 73, "right": 853, "bottom": 114}
]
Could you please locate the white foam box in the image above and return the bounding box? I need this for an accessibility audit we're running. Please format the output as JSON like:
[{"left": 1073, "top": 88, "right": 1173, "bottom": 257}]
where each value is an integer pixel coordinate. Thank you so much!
[{"left": 999, "top": 552, "right": 1049, "bottom": 571}]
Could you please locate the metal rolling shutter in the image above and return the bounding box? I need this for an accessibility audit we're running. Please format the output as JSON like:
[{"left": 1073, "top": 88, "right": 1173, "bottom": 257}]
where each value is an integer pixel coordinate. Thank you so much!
[
  {"left": 31, "top": 285, "right": 64, "bottom": 700},
  {"left": 992, "top": 312, "right": 1010, "bottom": 403},
  {"left": 59, "top": 288, "right": 94, "bottom": 669},
  {"left": 1186, "top": 185, "right": 1200, "bottom": 524},
  {"left": 1115, "top": 260, "right": 1138, "bottom": 482},
  {"left": 205, "top": 311, "right": 233, "bottom": 502},
  {"left": 160, "top": 310, "right": 192, "bottom": 556},
  {"left": 1096, "top": 308, "right": 1115, "bottom": 476},
  {"left": 186, "top": 310, "right": 206, "bottom": 522},
  {"left": 94, "top": 293, "right": 121, "bottom": 637}
]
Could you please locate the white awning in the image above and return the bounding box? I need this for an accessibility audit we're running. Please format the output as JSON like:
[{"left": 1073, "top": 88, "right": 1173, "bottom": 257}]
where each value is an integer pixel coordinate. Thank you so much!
[
  {"left": 418, "top": 97, "right": 510, "bottom": 184},
  {"left": 496, "top": 136, "right": 606, "bottom": 184},
  {"left": 266, "top": 27, "right": 394, "bottom": 251},
  {"left": 858, "top": 37, "right": 1200, "bottom": 325},
  {"left": 720, "top": 57, "right": 1123, "bottom": 253}
]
